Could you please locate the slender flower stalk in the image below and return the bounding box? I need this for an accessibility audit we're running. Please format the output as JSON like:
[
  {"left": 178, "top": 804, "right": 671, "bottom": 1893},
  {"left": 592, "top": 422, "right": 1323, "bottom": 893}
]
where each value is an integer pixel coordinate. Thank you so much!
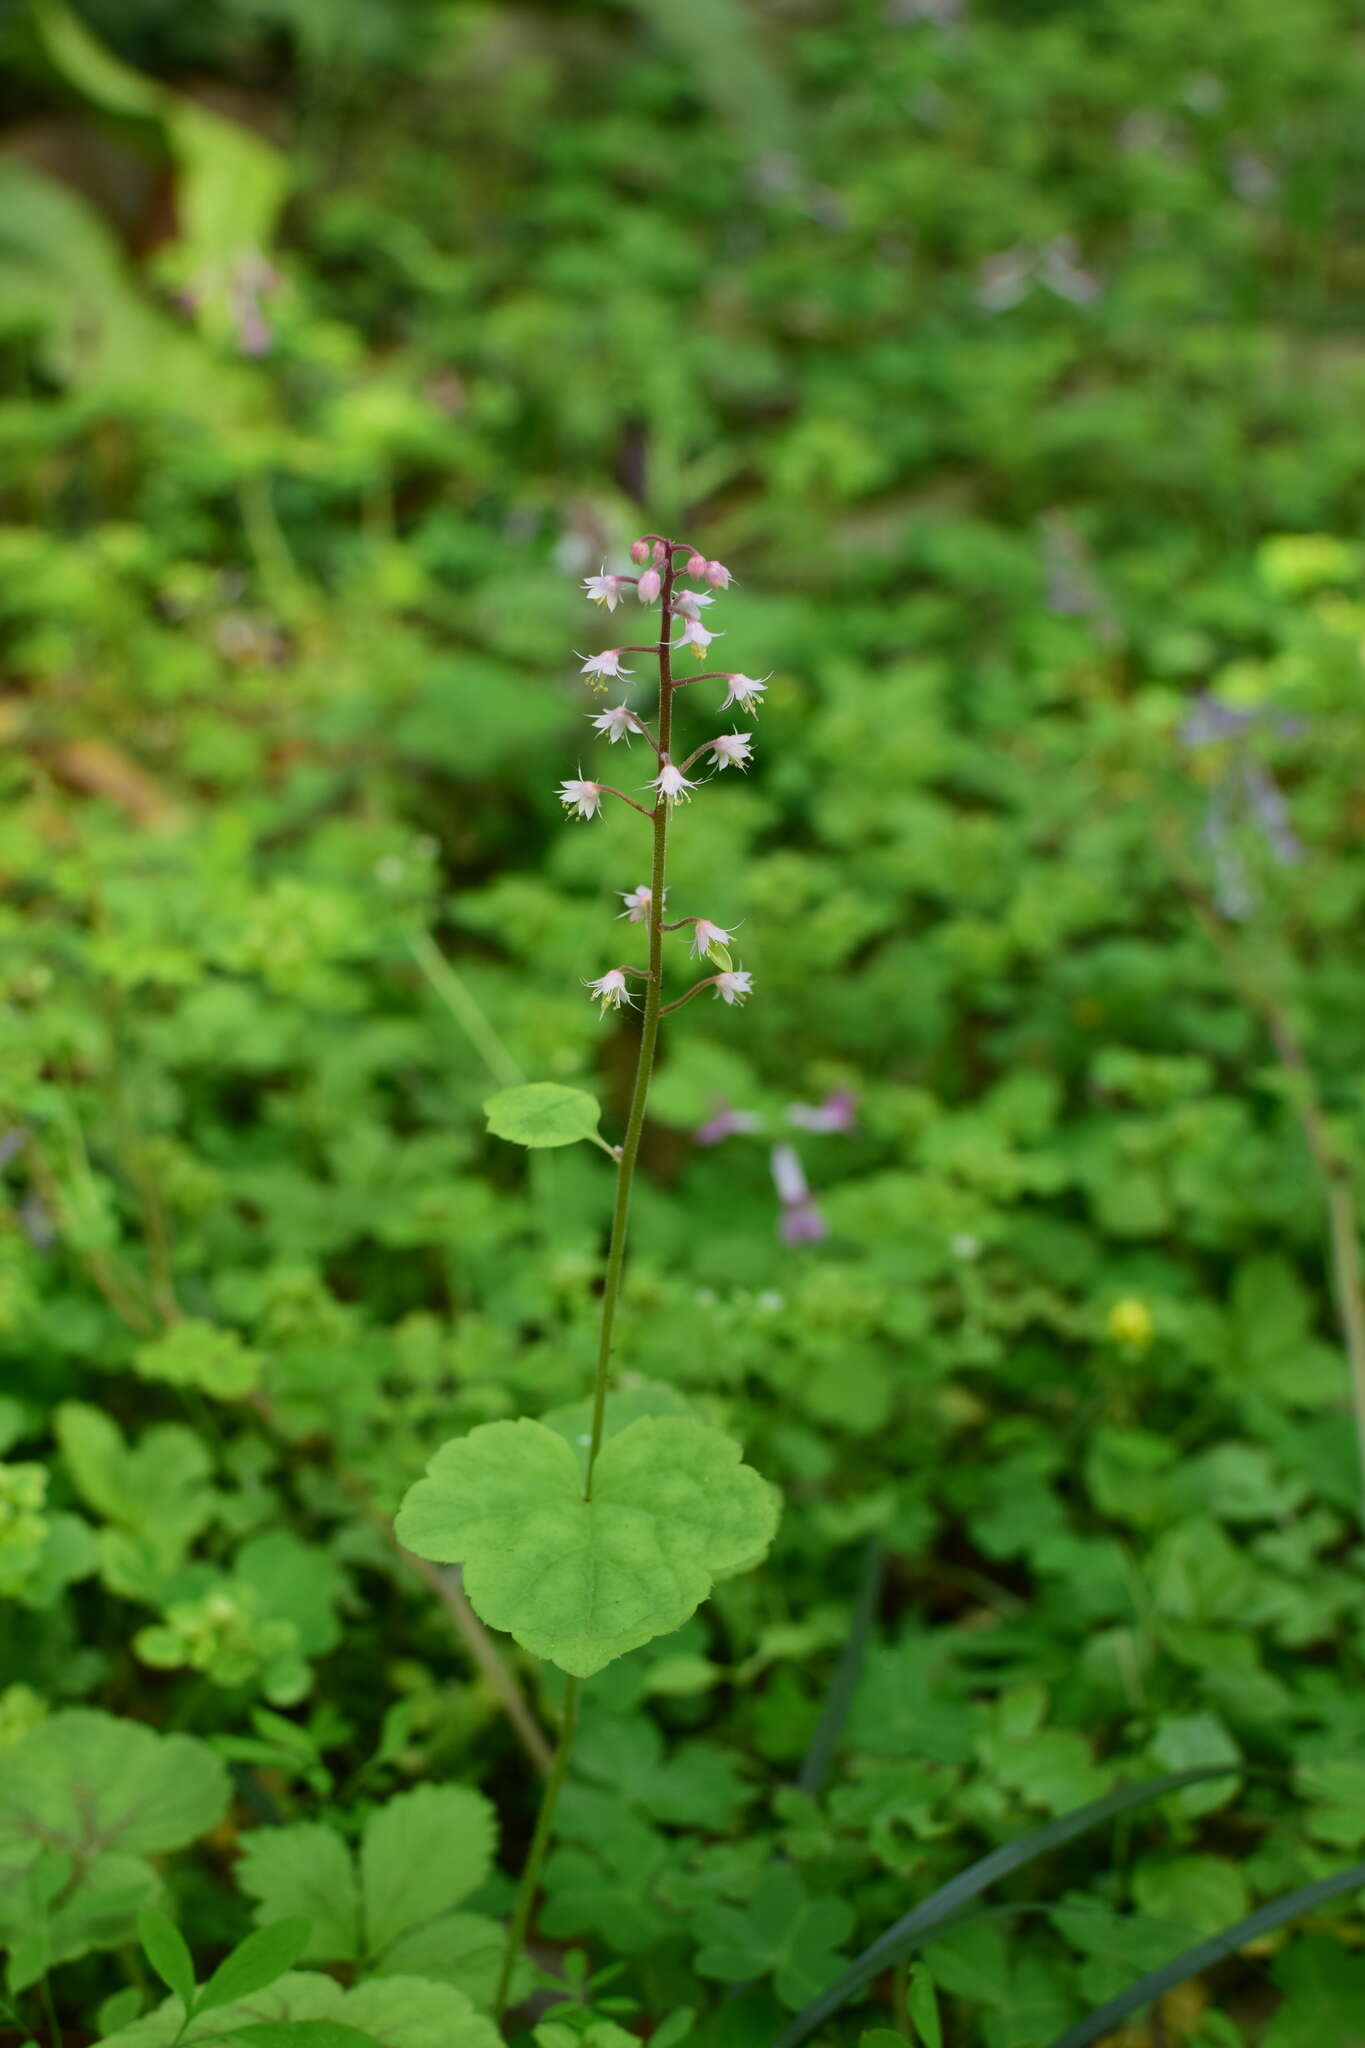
[{"left": 494, "top": 533, "right": 766, "bottom": 2022}]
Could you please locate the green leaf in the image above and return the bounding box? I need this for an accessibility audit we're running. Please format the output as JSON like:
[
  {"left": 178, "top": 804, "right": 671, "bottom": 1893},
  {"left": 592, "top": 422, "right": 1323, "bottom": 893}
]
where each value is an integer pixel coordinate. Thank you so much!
[
  {"left": 198, "top": 1922, "right": 313, "bottom": 2014},
  {"left": 908, "top": 1965, "right": 942, "bottom": 2048},
  {"left": 769, "top": 1767, "right": 1243, "bottom": 2048},
  {"left": 0, "top": 1711, "right": 229, "bottom": 1978},
  {"left": 395, "top": 1416, "right": 779, "bottom": 1676},
  {"left": 138, "top": 1907, "right": 197, "bottom": 2015},
  {"left": 1041, "top": 1861, "right": 1365, "bottom": 2048},
  {"left": 96, "top": 1972, "right": 499, "bottom": 2048},
  {"left": 227, "top": 2027, "right": 380, "bottom": 2048},
  {"left": 360, "top": 1785, "right": 496, "bottom": 1959},
  {"left": 236, "top": 1827, "right": 361, "bottom": 1964},
  {"left": 134, "top": 1321, "right": 261, "bottom": 1401},
  {"left": 483, "top": 1083, "right": 603, "bottom": 1150},
  {"left": 695, "top": 1865, "right": 855, "bottom": 2010}
]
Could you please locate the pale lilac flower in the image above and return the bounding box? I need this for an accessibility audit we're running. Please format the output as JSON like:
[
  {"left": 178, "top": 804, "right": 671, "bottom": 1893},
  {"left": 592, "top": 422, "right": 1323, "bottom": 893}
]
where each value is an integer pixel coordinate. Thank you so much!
[
  {"left": 651, "top": 762, "right": 697, "bottom": 805},
  {"left": 638, "top": 567, "right": 662, "bottom": 604},
  {"left": 673, "top": 589, "right": 716, "bottom": 621},
  {"left": 685, "top": 552, "right": 707, "bottom": 577},
  {"left": 708, "top": 731, "right": 752, "bottom": 771},
  {"left": 578, "top": 649, "right": 634, "bottom": 688},
  {"left": 583, "top": 569, "right": 626, "bottom": 611},
  {"left": 780, "top": 1198, "right": 828, "bottom": 1246},
  {"left": 787, "top": 1089, "right": 858, "bottom": 1133},
  {"left": 618, "top": 884, "right": 653, "bottom": 922},
  {"left": 721, "top": 673, "right": 768, "bottom": 712},
  {"left": 584, "top": 969, "right": 635, "bottom": 1012},
  {"left": 771, "top": 1144, "right": 827, "bottom": 1245},
  {"left": 677, "top": 618, "right": 721, "bottom": 661},
  {"left": 630, "top": 538, "right": 650, "bottom": 565},
  {"left": 713, "top": 969, "right": 753, "bottom": 1005},
  {"left": 690, "top": 919, "right": 733, "bottom": 958},
  {"left": 704, "top": 560, "right": 732, "bottom": 589},
  {"left": 558, "top": 778, "right": 605, "bottom": 820},
  {"left": 695, "top": 1097, "right": 761, "bottom": 1145},
  {"left": 589, "top": 704, "right": 636, "bottom": 744}
]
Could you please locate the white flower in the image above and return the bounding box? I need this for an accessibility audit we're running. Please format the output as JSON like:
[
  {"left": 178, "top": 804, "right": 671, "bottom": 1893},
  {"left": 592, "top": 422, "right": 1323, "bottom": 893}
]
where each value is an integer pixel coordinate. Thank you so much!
[
  {"left": 713, "top": 969, "right": 753, "bottom": 1005},
  {"left": 673, "top": 589, "right": 716, "bottom": 621},
  {"left": 651, "top": 762, "right": 697, "bottom": 805},
  {"left": 708, "top": 731, "right": 752, "bottom": 771},
  {"left": 578, "top": 649, "right": 634, "bottom": 688},
  {"left": 721, "top": 673, "right": 769, "bottom": 712},
  {"left": 690, "top": 918, "right": 733, "bottom": 957},
  {"left": 589, "top": 704, "right": 636, "bottom": 744},
  {"left": 584, "top": 969, "right": 635, "bottom": 1011},
  {"left": 676, "top": 617, "right": 721, "bottom": 661},
  {"left": 770, "top": 1142, "right": 809, "bottom": 1205},
  {"left": 618, "top": 884, "right": 653, "bottom": 922},
  {"left": 558, "top": 778, "right": 604, "bottom": 820},
  {"left": 583, "top": 569, "right": 625, "bottom": 611}
]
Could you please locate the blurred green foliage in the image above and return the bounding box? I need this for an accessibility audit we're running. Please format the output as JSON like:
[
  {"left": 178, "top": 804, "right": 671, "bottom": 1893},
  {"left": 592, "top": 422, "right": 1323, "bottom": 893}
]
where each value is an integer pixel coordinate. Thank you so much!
[{"left": 4, "top": 0, "right": 1365, "bottom": 2041}]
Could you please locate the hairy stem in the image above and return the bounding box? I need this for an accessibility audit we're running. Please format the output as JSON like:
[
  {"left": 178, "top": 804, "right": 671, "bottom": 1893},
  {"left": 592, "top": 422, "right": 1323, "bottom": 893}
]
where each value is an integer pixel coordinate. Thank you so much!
[{"left": 494, "top": 548, "right": 681, "bottom": 2024}]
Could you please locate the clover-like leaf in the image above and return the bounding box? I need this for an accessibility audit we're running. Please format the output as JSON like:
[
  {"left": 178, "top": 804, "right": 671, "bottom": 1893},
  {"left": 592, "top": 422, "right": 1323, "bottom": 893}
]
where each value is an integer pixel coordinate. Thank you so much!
[
  {"left": 0, "top": 1710, "right": 229, "bottom": 1982},
  {"left": 96, "top": 1971, "right": 499, "bottom": 2048},
  {"left": 395, "top": 1417, "right": 780, "bottom": 1676},
  {"left": 483, "top": 1083, "right": 602, "bottom": 1150}
]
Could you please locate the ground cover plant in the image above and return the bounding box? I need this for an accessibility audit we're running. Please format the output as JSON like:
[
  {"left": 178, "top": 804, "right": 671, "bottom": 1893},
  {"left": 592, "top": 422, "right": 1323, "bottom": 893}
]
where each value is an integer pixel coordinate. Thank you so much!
[{"left": 4, "top": 1, "right": 1365, "bottom": 2044}]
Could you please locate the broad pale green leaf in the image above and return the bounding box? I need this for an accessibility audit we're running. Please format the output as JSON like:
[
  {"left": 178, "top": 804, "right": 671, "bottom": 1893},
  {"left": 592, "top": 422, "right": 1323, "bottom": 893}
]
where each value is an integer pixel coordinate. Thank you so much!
[
  {"left": 236, "top": 1826, "right": 361, "bottom": 1964},
  {"left": 137, "top": 1907, "right": 196, "bottom": 2014},
  {"left": 134, "top": 1320, "right": 261, "bottom": 1401},
  {"left": 97, "top": 1972, "right": 498, "bottom": 2048},
  {"left": 395, "top": 1417, "right": 780, "bottom": 1676},
  {"left": 360, "top": 1785, "right": 495, "bottom": 1958},
  {"left": 483, "top": 1083, "right": 602, "bottom": 1150},
  {"left": 0, "top": 1710, "right": 229, "bottom": 1977},
  {"left": 198, "top": 1921, "right": 313, "bottom": 2013},
  {"left": 229, "top": 2027, "right": 380, "bottom": 2048}
]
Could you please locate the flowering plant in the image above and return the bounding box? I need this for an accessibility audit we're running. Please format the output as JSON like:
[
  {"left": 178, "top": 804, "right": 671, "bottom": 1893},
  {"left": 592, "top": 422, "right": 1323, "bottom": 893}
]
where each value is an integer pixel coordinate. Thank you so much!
[{"left": 394, "top": 534, "right": 781, "bottom": 2020}]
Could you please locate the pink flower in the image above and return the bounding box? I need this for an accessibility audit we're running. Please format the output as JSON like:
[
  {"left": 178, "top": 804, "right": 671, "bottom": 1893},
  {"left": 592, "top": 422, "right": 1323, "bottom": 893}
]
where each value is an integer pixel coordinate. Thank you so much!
[
  {"left": 578, "top": 649, "right": 634, "bottom": 688},
  {"left": 637, "top": 567, "right": 662, "bottom": 604},
  {"left": 686, "top": 552, "right": 707, "bottom": 577},
  {"left": 652, "top": 540, "right": 668, "bottom": 564},
  {"left": 618, "top": 884, "right": 653, "bottom": 922},
  {"left": 721, "top": 672, "right": 768, "bottom": 712},
  {"left": 780, "top": 1197, "right": 828, "bottom": 1246},
  {"left": 771, "top": 1144, "right": 826, "bottom": 1244},
  {"left": 704, "top": 560, "right": 732, "bottom": 589},
  {"left": 558, "top": 778, "right": 604, "bottom": 820},
  {"left": 713, "top": 968, "right": 753, "bottom": 1005},
  {"left": 787, "top": 1090, "right": 858, "bottom": 1134},
  {"left": 677, "top": 618, "right": 721, "bottom": 661},
  {"left": 708, "top": 731, "right": 752, "bottom": 771},
  {"left": 673, "top": 589, "right": 715, "bottom": 621},
  {"left": 695, "top": 1096, "right": 761, "bottom": 1145},
  {"left": 690, "top": 918, "right": 733, "bottom": 957},
  {"left": 589, "top": 704, "right": 636, "bottom": 744},
  {"left": 583, "top": 569, "right": 625, "bottom": 611},
  {"left": 630, "top": 538, "right": 650, "bottom": 564},
  {"left": 651, "top": 762, "right": 697, "bottom": 805},
  {"left": 584, "top": 969, "right": 635, "bottom": 1012}
]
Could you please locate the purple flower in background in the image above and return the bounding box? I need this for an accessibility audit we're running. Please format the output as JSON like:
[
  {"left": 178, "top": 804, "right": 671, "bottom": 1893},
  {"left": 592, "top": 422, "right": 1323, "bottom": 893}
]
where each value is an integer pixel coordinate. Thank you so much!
[
  {"left": 695, "top": 1097, "right": 761, "bottom": 1147},
  {"left": 787, "top": 1089, "right": 858, "bottom": 1134},
  {"left": 1179, "top": 691, "right": 1304, "bottom": 918},
  {"left": 771, "top": 1143, "right": 828, "bottom": 1246}
]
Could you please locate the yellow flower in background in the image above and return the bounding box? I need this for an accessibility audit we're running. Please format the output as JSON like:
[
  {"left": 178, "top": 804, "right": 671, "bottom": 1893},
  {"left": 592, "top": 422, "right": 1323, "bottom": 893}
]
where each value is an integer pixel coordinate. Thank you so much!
[{"left": 1107, "top": 1297, "right": 1155, "bottom": 1350}]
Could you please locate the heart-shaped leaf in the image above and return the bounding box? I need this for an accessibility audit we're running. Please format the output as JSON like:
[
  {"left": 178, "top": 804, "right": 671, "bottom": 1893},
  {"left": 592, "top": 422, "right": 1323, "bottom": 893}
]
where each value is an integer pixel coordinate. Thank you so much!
[
  {"left": 395, "top": 1417, "right": 780, "bottom": 1676},
  {"left": 483, "top": 1083, "right": 602, "bottom": 1149}
]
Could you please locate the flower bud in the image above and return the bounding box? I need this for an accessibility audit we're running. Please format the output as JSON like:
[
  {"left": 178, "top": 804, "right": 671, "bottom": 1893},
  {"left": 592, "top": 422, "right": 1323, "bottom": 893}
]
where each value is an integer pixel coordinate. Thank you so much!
[
  {"left": 637, "top": 567, "right": 662, "bottom": 603},
  {"left": 629, "top": 538, "right": 650, "bottom": 564},
  {"left": 704, "top": 560, "right": 731, "bottom": 588},
  {"left": 686, "top": 552, "right": 707, "bottom": 578},
  {"left": 652, "top": 540, "right": 668, "bottom": 564}
]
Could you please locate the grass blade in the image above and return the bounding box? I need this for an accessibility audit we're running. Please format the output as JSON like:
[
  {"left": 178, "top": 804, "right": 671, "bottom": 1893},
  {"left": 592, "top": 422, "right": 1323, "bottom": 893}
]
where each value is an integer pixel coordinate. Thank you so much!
[
  {"left": 798, "top": 1538, "right": 885, "bottom": 1798},
  {"left": 770, "top": 1766, "right": 1240, "bottom": 2048},
  {"left": 1042, "top": 1858, "right": 1365, "bottom": 2048}
]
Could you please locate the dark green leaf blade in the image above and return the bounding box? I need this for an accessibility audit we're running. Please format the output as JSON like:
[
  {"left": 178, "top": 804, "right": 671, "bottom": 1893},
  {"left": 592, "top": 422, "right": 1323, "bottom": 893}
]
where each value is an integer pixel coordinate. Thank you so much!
[
  {"left": 197, "top": 1920, "right": 313, "bottom": 2014},
  {"left": 771, "top": 1767, "right": 1240, "bottom": 2048},
  {"left": 1041, "top": 1859, "right": 1365, "bottom": 2048}
]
